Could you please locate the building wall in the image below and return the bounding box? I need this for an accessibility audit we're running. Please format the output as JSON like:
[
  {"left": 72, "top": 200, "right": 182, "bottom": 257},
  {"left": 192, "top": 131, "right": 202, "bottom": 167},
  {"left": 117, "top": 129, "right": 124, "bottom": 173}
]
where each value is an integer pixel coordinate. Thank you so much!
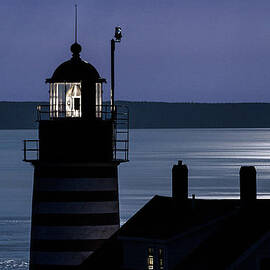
[
  {"left": 121, "top": 240, "right": 155, "bottom": 270},
  {"left": 120, "top": 222, "right": 217, "bottom": 270}
]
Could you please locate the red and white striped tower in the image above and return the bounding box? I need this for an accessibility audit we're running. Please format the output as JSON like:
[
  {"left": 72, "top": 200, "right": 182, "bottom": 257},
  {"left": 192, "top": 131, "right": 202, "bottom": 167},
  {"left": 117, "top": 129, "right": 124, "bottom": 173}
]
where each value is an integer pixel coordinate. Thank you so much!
[{"left": 24, "top": 41, "right": 129, "bottom": 270}]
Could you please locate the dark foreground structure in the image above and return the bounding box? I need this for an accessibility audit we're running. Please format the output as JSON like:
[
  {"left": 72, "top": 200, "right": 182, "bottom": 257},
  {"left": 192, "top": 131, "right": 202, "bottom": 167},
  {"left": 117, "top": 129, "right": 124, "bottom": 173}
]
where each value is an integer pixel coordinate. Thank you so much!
[
  {"left": 81, "top": 163, "right": 270, "bottom": 270},
  {"left": 24, "top": 39, "right": 129, "bottom": 269}
]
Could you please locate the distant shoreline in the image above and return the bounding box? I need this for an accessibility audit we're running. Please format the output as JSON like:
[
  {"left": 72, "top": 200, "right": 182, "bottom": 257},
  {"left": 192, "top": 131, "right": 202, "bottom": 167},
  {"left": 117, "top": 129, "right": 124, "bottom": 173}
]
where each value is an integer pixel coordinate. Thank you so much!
[{"left": 1, "top": 101, "right": 270, "bottom": 129}]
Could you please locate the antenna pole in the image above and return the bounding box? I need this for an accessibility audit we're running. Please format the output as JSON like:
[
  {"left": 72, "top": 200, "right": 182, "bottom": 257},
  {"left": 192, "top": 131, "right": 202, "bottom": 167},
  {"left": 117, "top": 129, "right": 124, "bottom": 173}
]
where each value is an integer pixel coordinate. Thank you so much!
[
  {"left": 75, "top": 4, "right": 78, "bottom": 43},
  {"left": 111, "top": 39, "right": 115, "bottom": 110}
]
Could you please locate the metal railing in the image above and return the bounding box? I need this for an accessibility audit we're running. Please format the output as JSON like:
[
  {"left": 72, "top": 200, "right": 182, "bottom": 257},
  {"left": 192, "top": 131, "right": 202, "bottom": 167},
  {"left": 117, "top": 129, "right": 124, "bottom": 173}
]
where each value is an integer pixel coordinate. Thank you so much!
[
  {"left": 113, "top": 105, "right": 129, "bottom": 162},
  {"left": 23, "top": 140, "right": 39, "bottom": 161},
  {"left": 36, "top": 105, "right": 119, "bottom": 121},
  {"left": 24, "top": 105, "right": 129, "bottom": 163}
]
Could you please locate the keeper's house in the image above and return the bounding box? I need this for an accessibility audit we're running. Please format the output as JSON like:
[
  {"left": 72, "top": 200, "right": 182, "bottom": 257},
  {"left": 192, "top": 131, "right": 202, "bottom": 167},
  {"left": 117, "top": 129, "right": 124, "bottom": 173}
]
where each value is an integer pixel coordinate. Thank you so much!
[{"left": 82, "top": 162, "right": 270, "bottom": 270}]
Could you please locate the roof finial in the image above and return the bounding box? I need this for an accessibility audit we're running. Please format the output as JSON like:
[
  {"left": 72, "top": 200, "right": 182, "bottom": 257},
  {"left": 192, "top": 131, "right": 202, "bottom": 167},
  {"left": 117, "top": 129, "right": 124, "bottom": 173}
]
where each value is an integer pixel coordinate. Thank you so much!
[
  {"left": 70, "top": 4, "right": 81, "bottom": 58},
  {"left": 75, "top": 4, "right": 78, "bottom": 43}
]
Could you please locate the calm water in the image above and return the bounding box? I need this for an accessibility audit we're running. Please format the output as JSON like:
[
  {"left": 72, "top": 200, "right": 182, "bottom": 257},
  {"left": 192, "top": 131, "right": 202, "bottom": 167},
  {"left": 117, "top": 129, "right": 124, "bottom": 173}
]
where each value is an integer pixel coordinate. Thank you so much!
[{"left": 1, "top": 128, "right": 270, "bottom": 269}]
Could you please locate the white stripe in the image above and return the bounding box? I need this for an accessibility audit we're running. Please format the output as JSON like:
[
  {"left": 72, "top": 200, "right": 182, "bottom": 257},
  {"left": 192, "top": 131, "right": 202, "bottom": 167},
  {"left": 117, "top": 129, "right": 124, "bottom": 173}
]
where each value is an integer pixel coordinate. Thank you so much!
[
  {"left": 35, "top": 201, "right": 119, "bottom": 214},
  {"left": 31, "top": 251, "right": 92, "bottom": 265},
  {"left": 32, "top": 225, "right": 119, "bottom": 240},
  {"left": 36, "top": 177, "right": 117, "bottom": 191}
]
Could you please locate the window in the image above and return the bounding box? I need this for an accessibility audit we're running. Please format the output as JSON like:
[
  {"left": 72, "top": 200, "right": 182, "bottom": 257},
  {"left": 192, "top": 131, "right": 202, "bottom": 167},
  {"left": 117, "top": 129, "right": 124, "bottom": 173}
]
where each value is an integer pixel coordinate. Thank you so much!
[
  {"left": 158, "top": 248, "right": 164, "bottom": 270},
  {"left": 49, "top": 82, "right": 105, "bottom": 119},
  {"left": 49, "top": 82, "right": 81, "bottom": 118},
  {"left": 65, "top": 83, "right": 81, "bottom": 117},
  {"left": 147, "top": 248, "right": 154, "bottom": 270}
]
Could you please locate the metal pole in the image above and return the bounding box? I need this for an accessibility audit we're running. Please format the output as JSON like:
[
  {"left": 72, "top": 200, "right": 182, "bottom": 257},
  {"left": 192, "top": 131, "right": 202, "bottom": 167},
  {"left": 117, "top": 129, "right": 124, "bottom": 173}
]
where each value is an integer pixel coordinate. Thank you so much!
[
  {"left": 111, "top": 39, "right": 116, "bottom": 159},
  {"left": 111, "top": 39, "right": 115, "bottom": 112}
]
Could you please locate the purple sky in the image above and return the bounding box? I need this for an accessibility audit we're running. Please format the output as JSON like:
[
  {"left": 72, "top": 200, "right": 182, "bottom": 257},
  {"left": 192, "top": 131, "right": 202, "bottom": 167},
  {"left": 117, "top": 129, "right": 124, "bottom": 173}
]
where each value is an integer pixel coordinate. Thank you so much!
[{"left": 1, "top": 0, "right": 270, "bottom": 102}]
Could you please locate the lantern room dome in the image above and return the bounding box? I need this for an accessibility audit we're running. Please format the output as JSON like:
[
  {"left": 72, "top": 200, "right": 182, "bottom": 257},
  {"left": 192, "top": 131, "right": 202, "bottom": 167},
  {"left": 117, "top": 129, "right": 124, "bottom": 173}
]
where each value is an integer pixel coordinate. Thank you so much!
[{"left": 46, "top": 42, "right": 101, "bottom": 83}]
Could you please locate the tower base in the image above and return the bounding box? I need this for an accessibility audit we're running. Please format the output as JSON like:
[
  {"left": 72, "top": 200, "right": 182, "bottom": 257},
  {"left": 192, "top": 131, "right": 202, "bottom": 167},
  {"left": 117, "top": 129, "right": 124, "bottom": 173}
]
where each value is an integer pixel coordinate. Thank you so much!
[{"left": 29, "top": 162, "right": 120, "bottom": 270}]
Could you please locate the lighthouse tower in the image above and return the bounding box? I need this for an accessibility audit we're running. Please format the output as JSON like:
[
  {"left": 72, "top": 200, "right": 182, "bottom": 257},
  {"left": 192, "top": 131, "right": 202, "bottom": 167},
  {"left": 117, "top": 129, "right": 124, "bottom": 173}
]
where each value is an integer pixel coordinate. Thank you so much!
[{"left": 24, "top": 41, "right": 129, "bottom": 269}]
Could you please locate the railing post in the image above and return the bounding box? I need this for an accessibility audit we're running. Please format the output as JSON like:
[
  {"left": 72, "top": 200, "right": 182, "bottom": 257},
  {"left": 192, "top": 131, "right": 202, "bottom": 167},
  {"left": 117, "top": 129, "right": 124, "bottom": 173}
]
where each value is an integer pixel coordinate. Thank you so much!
[
  {"left": 37, "top": 140, "right": 39, "bottom": 160},
  {"left": 126, "top": 141, "right": 128, "bottom": 161},
  {"left": 113, "top": 105, "right": 117, "bottom": 160},
  {"left": 127, "top": 107, "right": 129, "bottom": 161}
]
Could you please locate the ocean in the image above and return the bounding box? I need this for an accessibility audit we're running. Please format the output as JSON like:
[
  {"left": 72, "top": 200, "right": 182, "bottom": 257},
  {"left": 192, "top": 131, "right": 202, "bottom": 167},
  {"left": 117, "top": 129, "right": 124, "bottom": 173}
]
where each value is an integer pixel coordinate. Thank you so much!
[{"left": 1, "top": 128, "right": 270, "bottom": 269}]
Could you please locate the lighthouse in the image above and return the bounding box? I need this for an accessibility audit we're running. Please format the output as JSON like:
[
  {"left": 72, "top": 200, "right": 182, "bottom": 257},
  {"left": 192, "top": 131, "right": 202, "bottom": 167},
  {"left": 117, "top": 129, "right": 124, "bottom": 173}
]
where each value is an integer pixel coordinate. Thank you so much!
[{"left": 24, "top": 32, "right": 129, "bottom": 269}]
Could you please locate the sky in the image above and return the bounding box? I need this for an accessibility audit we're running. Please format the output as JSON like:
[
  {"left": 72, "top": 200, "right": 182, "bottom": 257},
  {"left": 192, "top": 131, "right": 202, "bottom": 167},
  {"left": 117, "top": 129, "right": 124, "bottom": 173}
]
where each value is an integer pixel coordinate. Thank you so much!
[{"left": 1, "top": 0, "right": 270, "bottom": 102}]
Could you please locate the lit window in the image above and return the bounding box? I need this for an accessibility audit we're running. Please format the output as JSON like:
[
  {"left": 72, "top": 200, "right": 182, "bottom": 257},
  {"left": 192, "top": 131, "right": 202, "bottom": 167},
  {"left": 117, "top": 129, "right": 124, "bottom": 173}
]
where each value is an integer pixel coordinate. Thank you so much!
[
  {"left": 158, "top": 248, "right": 164, "bottom": 270},
  {"left": 49, "top": 81, "right": 104, "bottom": 118},
  {"left": 49, "top": 82, "right": 81, "bottom": 118},
  {"left": 147, "top": 247, "right": 154, "bottom": 270}
]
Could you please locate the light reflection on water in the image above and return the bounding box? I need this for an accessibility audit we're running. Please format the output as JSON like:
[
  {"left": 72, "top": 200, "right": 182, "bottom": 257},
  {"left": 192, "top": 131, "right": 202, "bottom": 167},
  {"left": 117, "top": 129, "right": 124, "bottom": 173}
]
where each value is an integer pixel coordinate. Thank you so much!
[{"left": 0, "top": 128, "right": 270, "bottom": 269}]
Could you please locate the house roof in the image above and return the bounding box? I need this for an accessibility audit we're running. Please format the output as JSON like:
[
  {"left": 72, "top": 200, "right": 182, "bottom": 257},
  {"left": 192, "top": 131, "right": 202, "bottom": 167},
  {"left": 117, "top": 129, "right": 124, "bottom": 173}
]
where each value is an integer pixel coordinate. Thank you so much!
[
  {"left": 175, "top": 200, "right": 270, "bottom": 270},
  {"left": 81, "top": 196, "right": 270, "bottom": 270},
  {"left": 80, "top": 195, "right": 239, "bottom": 269},
  {"left": 118, "top": 195, "right": 239, "bottom": 240}
]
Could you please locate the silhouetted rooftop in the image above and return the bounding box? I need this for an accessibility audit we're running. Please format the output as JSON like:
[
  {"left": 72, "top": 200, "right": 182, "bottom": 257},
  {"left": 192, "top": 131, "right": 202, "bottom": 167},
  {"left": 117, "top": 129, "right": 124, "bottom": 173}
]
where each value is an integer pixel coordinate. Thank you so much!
[
  {"left": 175, "top": 201, "right": 270, "bottom": 270},
  {"left": 119, "top": 195, "right": 239, "bottom": 239},
  {"left": 81, "top": 196, "right": 270, "bottom": 270}
]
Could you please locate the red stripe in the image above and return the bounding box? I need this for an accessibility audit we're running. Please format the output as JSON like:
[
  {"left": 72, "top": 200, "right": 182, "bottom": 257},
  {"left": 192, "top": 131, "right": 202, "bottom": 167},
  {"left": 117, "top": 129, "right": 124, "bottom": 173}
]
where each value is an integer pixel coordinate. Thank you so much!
[{"left": 32, "top": 213, "right": 119, "bottom": 226}]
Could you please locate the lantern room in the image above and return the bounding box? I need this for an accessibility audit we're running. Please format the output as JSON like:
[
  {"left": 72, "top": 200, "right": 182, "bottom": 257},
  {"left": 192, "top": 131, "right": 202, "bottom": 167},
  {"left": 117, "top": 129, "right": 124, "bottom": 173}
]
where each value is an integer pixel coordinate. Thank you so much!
[
  {"left": 46, "top": 42, "right": 106, "bottom": 119},
  {"left": 24, "top": 39, "right": 129, "bottom": 163}
]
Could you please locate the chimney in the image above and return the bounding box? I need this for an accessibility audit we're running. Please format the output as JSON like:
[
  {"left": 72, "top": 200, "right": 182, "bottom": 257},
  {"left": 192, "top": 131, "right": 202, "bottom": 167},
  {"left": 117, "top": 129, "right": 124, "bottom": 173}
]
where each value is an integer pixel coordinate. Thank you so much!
[
  {"left": 172, "top": 160, "right": 188, "bottom": 200},
  {"left": 240, "top": 166, "right": 257, "bottom": 203}
]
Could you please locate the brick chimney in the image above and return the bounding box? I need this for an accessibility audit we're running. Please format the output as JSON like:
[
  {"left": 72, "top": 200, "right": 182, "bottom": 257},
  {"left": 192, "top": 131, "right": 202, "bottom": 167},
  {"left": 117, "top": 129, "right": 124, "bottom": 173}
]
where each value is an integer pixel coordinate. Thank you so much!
[
  {"left": 240, "top": 166, "right": 257, "bottom": 203},
  {"left": 172, "top": 160, "right": 188, "bottom": 201}
]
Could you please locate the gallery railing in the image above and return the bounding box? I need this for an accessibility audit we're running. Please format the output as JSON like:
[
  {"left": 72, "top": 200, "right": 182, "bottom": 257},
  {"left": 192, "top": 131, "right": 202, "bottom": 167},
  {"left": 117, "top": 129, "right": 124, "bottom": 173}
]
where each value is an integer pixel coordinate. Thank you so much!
[
  {"left": 24, "top": 105, "right": 129, "bottom": 163},
  {"left": 36, "top": 104, "right": 123, "bottom": 121}
]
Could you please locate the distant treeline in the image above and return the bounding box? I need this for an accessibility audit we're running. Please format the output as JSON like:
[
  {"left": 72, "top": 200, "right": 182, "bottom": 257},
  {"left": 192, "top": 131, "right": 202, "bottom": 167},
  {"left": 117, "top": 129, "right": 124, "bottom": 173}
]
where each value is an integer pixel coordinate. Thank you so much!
[{"left": 1, "top": 101, "right": 270, "bottom": 129}]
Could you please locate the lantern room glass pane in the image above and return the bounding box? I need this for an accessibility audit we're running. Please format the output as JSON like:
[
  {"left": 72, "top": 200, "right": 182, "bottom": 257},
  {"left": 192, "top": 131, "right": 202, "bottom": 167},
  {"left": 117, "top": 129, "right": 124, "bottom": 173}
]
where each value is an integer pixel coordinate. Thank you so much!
[
  {"left": 96, "top": 83, "right": 103, "bottom": 118},
  {"left": 49, "top": 82, "right": 81, "bottom": 118},
  {"left": 49, "top": 82, "right": 104, "bottom": 118},
  {"left": 65, "top": 83, "right": 81, "bottom": 117}
]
